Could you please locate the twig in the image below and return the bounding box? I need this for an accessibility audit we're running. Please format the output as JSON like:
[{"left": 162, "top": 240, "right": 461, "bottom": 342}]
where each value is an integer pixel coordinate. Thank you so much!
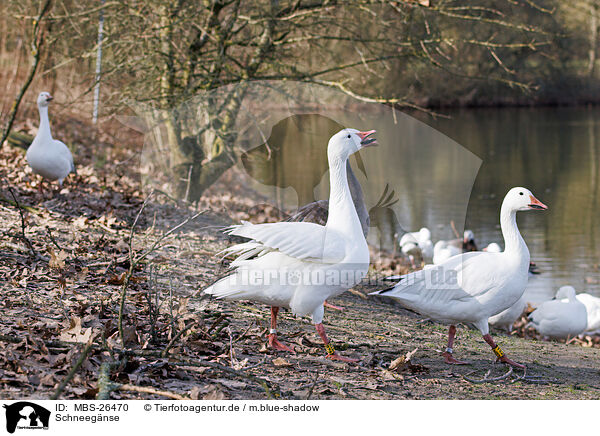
[
  {"left": 8, "top": 187, "right": 37, "bottom": 259},
  {"left": 51, "top": 337, "right": 95, "bottom": 399},
  {"left": 305, "top": 372, "right": 320, "bottom": 400},
  {"left": 117, "top": 383, "right": 188, "bottom": 400},
  {"left": 160, "top": 321, "right": 196, "bottom": 358},
  {"left": 46, "top": 226, "right": 63, "bottom": 252},
  {"left": 463, "top": 364, "right": 514, "bottom": 384},
  {"left": 96, "top": 360, "right": 119, "bottom": 400}
]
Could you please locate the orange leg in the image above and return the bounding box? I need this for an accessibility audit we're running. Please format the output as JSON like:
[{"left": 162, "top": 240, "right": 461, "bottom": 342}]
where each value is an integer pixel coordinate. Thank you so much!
[
  {"left": 267, "top": 307, "right": 295, "bottom": 353},
  {"left": 442, "top": 325, "right": 469, "bottom": 365},
  {"left": 315, "top": 322, "right": 358, "bottom": 363},
  {"left": 483, "top": 334, "right": 525, "bottom": 368}
]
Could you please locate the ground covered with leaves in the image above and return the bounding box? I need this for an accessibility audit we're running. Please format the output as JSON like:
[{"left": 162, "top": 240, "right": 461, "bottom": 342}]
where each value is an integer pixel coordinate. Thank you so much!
[{"left": 1, "top": 131, "right": 600, "bottom": 400}]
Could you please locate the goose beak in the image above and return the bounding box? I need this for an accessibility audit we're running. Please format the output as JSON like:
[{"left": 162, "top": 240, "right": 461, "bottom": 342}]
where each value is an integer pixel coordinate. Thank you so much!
[
  {"left": 357, "top": 130, "right": 377, "bottom": 148},
  {"left": 46, "top": 95, "right": 53, "bottom": 102},
  {"left": 528, "top": 195, "right": 547, "bottom": 210}
]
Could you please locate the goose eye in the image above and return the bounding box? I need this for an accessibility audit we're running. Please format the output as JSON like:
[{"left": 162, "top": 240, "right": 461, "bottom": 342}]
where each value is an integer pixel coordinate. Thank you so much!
[
  {"left": 519, "top": 192, "right": 524, "bottom": 195},
  {"left": 347, "top": 134, "right": 351, "bottom": 138}
]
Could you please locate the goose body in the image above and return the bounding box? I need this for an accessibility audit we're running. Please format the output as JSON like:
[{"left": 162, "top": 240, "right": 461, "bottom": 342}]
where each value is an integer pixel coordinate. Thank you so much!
[
  {"left": 432, "top": 239, "right": 461, "bottom": 265},
  {"left": 488, "top": 294, "right": 527, "bottom": 332},
  {"left": 575, "top": 293, "right": 600, "bottom": 334},
  {"left": 372, "top": 187, "right": 548, "bottom": 367},
  {"left": 26, "top": 92, "right": 75, "bottom": 186},
  {"left": 400, "top": 227, "right": 433, "bottom": 262},
  {"left": 528, "top": 286, "right": 588, "bottom": 339},
  {"left": 204, "top": 128, "right": 377, "bottom": 360}
]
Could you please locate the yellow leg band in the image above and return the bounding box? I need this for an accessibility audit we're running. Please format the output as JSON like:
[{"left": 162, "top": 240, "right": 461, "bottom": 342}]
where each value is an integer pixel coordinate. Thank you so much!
[
  {"left": 324, "top": 342, "right": 335, "bottom": 355},
  {"left": 492, "top": 345, "right": 504, "bottom": 359}
]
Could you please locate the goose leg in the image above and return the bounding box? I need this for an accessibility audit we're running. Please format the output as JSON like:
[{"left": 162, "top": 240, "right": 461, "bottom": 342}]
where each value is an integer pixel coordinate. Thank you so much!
[
  {"left": 482, "top": 334, "right": 525, "bottom": 368},
  {"left": 442, "top": 325, "right": 469, "bottom": 365},
  {"left": 315, "top": 323, "right": 358, "bottom": 363},
  {"left": 267, "top": 307, "right": 295, "bottom": 353}
]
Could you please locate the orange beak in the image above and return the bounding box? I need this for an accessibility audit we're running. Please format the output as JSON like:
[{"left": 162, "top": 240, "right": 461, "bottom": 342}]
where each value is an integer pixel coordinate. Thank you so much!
[
  {"left": 528, "top": 195, "right": 548, "bottom": 210},
  {"left": 357, "top": 130, "right": 377, "bottom": 147}
]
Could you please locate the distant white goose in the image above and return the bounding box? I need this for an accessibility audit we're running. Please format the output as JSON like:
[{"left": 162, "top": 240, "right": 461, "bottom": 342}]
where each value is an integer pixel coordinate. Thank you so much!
[
  {"left": 528, "top": 286, "right": 587, "bottom": 339},
  {"left": 483, "top": 242, "right": 501, "bottom": 253},
  {"left": 400, "top": 227, "right": 433, "bottom": 265},
  {"left": 203, "top": 128, "right": 377, "bottom": 362},
  {"left": 372, "top": 187, "right": 548, "bottom": 367},
  {"left": 26, "top": 92, "right": 76, "bottom": 188},
  {"left": 574, "top": 293, "right": 600, "bottom": 334},
  {"left": 432, "top": 230, "right": 478, "bottom": 265}
]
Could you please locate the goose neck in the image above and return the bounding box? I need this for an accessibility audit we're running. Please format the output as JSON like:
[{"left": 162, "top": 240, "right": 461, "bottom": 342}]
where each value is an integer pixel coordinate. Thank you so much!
[
  {"left": 38, "top": 106, "right": 52, "bottom": 139},
  {"left": 326, "top": 156, "right": 360, "bottom": 234},
  {"left": 500, "top": 203, "right": 528, "bottom": 259}
]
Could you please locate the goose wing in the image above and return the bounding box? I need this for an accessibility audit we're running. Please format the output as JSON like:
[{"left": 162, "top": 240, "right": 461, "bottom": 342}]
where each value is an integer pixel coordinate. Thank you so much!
[{"left": 226, "top": 221, "right": 344, "bottom": 263}]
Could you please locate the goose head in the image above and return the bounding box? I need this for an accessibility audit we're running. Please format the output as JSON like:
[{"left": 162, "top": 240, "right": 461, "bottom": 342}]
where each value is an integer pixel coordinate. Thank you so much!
[
  {"left": 328, "top": 128, "right": 377, "bottom": 162},
  {"left": 463, "top": 230, "right": 475, "bottom": 244},
  {"left": 37, "top": 91, "right": 53, "bottom": 108},
  {"left": 556, "top": 285, "right": 577, "bottom": 301},
  {"left": 503, "top": 187, "right": 548, "bottom": 212},
  {"left": 418, "top": 227, "right": 431, "bottom": 242},
  {"left": 483, "top": 242, "right": 502, "bottom": 253}
]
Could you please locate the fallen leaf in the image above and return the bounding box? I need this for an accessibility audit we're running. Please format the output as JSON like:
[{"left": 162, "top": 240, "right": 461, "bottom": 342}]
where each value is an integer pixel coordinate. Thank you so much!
[
  {"left": 59, "top": 317, "right": 93, "bottom": 343},
  {"left": 272, "top": 357, "right": 292, "bottom": 367},
  {"left": 203, "top": 385, "right": 226, "bottom": 400},
  {"left": 48, "top": 246, "right": 68, "bottom": 270}
]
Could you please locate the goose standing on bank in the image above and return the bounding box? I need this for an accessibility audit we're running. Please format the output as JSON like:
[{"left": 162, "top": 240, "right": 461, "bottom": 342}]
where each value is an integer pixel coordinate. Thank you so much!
[
  {"left": 203, "top": 129, "right": 377, "bottom": 362},
  {"left": 26, "top": 92, "right": 76, "bottom": 190},
  {"left": 372, "top": 187, "right": 548, "bottom": 367},
  {"left": 528, "top": 286, "right": 587, "bottom": 339}
]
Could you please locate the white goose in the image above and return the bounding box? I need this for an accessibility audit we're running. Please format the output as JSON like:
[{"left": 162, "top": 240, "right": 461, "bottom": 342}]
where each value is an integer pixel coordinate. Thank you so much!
[
  {"left": 432, "top": 230, "right": 477, "bottom": 265},
  {"left": 203, "top": 128, "right": 377, "bottom": 362},
  {"left": 574, "top": 292, "right": 600, "bottom": 335},
  {"left": 528, "top": 286, "right": 587, "bottom": 339},
  {"left": 372, "top": 187, "right": 547, "bottom": 367},
  {"left": 26, "top": 92, "right": 76, "bottom": 189},
  {"left": 400, "top": 227, "right": 433, "bottom": 264}
]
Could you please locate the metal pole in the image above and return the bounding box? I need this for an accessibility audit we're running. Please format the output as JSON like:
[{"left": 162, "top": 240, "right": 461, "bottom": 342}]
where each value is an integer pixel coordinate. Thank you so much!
[{"left": 92, "top": 0, "right": 105, "bottom": 124}]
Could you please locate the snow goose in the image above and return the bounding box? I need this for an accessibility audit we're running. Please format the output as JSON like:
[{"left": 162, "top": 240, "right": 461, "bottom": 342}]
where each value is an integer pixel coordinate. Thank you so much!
[
  {"left": 26, "top": 92, "right": 76, "bottom": 189},
  {"left": 528, "top": 286, "right": 587, "bottom": 339},
  {"left": 400, "top": 227, "right": 433, "bottom": 265},
  {"left": 574, "top": 292, "right": 600, "bottom": 335},
  {"left": 432, "top": 231, "right": 476, "bottom": 265},
  {"left": 372, "top": 187, "right": 548, "bottom": 367},
  {"left": 203, "top": 128, "right": 377, "bottom": 362}
]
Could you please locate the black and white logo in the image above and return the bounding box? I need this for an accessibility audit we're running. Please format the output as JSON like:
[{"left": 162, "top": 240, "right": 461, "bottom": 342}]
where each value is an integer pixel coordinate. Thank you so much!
[{"left": 3, "top": 402, "right": 50, "bottom": 434}]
